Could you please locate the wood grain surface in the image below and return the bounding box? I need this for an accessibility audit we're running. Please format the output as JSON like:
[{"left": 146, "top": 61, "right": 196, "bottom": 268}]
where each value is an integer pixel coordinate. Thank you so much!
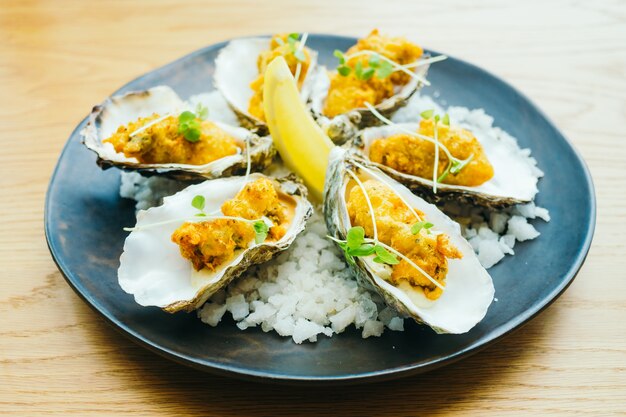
[{"left": 1, "top": 0, "right": 625, "bottom": 415}]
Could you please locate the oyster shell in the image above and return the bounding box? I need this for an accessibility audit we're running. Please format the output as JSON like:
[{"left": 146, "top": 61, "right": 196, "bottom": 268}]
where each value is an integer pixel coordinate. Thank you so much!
[
  {"left": 214, "top": 37, "right": 319, "bottom": 134},
  {"left": 119, "top": 173, "right": 313, "bottom": 313},
  {"left": 308, "top": 63, "right": 429, "bottom": 144},
  {"left": 323, "top": 148, "right": 494, "bottom": 333},
  {"left": 355, "top": 123, "right": 539, "bottom": 207},
  {"left": 81, "top": 85, "right": 275, "bottom": 181}
]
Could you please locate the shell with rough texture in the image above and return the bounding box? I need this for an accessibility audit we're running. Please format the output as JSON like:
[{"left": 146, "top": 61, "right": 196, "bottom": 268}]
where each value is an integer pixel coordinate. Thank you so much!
[
  {"left": 323, "top": 147, "right": 494, "bottom": 334},
  {"left": 214, "top": 37, "right": 318, "bottom": 135},
  {"left": 81, "top": 85, "right": 275, "bottom": 181},
  {"left": 354, "top": 123, "right": 539, "bottom": 208},
  {"left": 308, "top": 62, "right": 429, "bottom": 144},
  {"left": 118, "top": 173, "right": 313, "bottom": 313}
]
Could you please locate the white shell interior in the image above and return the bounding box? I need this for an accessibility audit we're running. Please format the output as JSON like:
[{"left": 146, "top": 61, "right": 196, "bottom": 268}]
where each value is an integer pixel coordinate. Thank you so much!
[
  {"left": 338, "top": 160, "right": 494, "bottom": 333},
  {"left": 360, "top": 123, "right": 539, "bottom": 202},
  {"left": 118, "top": 174, "right": 308, "bottom": 309},
  {"left": 214, "top": 37, "right": 318, "bottom": 123},
  {"left": 82, "top": 85, "right": 270, "bottom": 174}
]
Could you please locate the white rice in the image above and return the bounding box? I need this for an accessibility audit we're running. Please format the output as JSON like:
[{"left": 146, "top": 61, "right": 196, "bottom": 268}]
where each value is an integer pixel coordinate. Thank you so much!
[
  {"left": 445, "top": 201, "right": 550, "bottom": 269},
  {"left": 120, "top": 172, "right": 186, "bottom": 211},
  {"left": 117, "top": 91, "right": 550, "bottom": 342}
]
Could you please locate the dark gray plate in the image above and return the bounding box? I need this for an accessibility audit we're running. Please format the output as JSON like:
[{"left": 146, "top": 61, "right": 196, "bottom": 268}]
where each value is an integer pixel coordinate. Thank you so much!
[{"left": 45, "top": 34, "right": 595, "bottom": 384}]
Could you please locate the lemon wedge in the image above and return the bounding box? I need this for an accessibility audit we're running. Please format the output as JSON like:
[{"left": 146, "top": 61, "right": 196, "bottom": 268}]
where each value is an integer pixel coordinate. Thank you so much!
[{"left": 263, "top": 56, "right": 334, "bottom": 201}]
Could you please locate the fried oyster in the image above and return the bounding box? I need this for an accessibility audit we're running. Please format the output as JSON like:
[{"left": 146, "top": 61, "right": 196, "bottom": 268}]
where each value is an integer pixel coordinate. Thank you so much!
[
  {"left": 324, "top": 148, "right": 494, "bottom": 334},
  {"left": 346, "top": 179, "right": 462, "bottom": 300},
  {"left": 104, "top": 115, "right": 241, "bottom": 165},
  {"left": 172, "top": 177, "right": 292, "bottom": 271},
  {"left": 118, "top": 174, "right": 312, "bottom": 313}
]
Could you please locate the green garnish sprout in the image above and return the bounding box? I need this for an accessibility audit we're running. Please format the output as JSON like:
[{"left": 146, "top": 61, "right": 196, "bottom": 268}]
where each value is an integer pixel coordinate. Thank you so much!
[
  {"left": 411, "top": 221, "right": 433, "bottom": 235},
  {"left": 195, "top": 103, "right": 209, "bottom": 120},
  {"left": 252, "top": 220, "right": 270, "bottom": 244},
  {"left": 276, "top": 33, "right": 306, "bottom": 62},
  {"left": 178, "top": 111, "right": 202, "bottom": 143},
  {"left": 334, "top": 50, "right": 394, "bottom": 81},
  {"left": 329, "top": 226, "right": 398, "bottom": 267},
  {"left": 333, "top": 49, "right": 443, "bottom": 85},
  {"left": 191, "top": 195, "right": 207, "bottom": 216}
]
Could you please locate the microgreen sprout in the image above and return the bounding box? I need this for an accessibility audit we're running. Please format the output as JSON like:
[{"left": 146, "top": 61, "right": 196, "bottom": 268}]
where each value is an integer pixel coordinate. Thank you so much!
[
  {"left": 178, "top": 111, "right": 202, "bottom": 143},
  {"left": 292, "top": 32, "right": 309, "bottom": 83},
  {"left": 285, "top": 33, "right": 306, "bottom": 62},
  {"left": 191, "top": 195, "right": 207, "bottom": 216},
  {"left": 332, "top": 49, "right": 438, "bottom": 86},
  {"left": 195, "top": 103, "right": 209, "bottom": 120},
  {"left": 252, "top": 220, "right": 270, "bottom": 244},
  {"left": 373, "top": 244, "right": 400, "bottom": 265},
  {"left": 277, "top": 33, "right": 307, "bottom": 63},
  {"left": 334, "top": 50, "right": 352, "bottom": 76},
  {"left": 419, "top": 109, "right": 434, "bottom": 119},
  {"left": 327, "top": 226, "right": 397, "bottom": 267},
  {"left": 411, "top": 221, "right": 433, "bottom": 235},
  {"left": 365, "top": 103, "right": 474, "bottom": 193},
  {"left": 129, "top": 104, "right": 208, "bottom": 141},
  {"left": 367, "top": 53, "right": 394, "bottom": 79}
]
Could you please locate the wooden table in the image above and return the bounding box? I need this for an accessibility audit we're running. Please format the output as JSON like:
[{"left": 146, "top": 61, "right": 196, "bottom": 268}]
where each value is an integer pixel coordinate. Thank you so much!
[{"left": 1, "top": 0, "right": 624, "bottom": 415}]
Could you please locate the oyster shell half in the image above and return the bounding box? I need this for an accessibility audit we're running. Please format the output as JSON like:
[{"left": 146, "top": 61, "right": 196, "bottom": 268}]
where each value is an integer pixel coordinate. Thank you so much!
[
  {"left": 323, "top": 148, "right": 494, "bottom": 334},
  {"left": 308, "top": 63, "right": 429, "bottom": 144},
  {"left": 355, "top": 123, "right": 539, "bottom": 207},
  {"left": 81, "top": 85, "right": 275, "bottom": 181},
  {"left": 119, "top": 173, "right": 313, "bottom": 313},
  {"left": 214, "top": 37, "right": 319, "bottom": 134}
]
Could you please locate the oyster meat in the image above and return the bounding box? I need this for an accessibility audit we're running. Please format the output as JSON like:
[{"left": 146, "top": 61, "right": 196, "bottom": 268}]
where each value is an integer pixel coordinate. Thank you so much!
[
  {"left": 356, "top": 119, "right": 539, "bottom": 207},
  {"left": 308, "top": 30, "right": 431, "bottom": 144},
  {"left": 118, "top": 173, "right": 313, "bottom": 313},
  {"left": 82, "top": 85, "right": 275, "bottom": 181},
  {"left": 324, "top": 148, "right": 494, "bottom": 333},
  {"left": 214, "top": 34, "right": 319, "bottom": 134}
]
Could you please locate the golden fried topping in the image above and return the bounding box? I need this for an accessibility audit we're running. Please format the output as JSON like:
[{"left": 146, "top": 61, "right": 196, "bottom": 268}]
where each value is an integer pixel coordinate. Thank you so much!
[
  {"left": 104, "top": 114, "right": 240, "bottom": 165},
  {"left": 346, "top": 179, "right": 461, "bottom": 300},
  {"left": 346, "top": 179, "right": 419, "bottom": 243},
  {"left": 221, "top": 177, "right": 290, "bottom": 241},
  {"left": 248, "top": 34, "right": 312, "bottom": 122},
  {"left": 171, "top": 178, "right": 293, "bottom": 271},
  {"left": 323, "top": 29, "right": 423, "bottom": 117},
  {"left": 369, "top": 118, "right": 495, "bottom": 187},
  {"left": 171, "top": 219, "right": 255, "bottom": 272}
]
